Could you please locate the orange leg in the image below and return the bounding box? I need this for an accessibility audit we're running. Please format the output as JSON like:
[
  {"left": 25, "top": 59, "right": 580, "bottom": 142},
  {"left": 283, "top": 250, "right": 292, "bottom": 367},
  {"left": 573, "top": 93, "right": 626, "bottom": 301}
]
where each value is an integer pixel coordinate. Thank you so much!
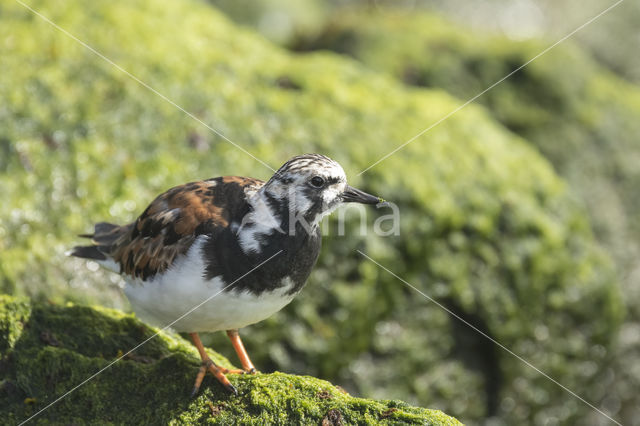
[
  {"left": 189, "top": 333, "right": 244, "bottom": 397},
  {"left": 226, "top": 329, "right": 257, "bottom": 374}
]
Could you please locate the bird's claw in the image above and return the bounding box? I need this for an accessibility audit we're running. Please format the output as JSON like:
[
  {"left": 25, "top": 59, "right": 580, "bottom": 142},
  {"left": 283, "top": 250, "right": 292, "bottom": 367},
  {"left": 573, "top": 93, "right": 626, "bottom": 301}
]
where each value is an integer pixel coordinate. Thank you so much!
[
  {"left": 190, "top": 386, "right": 200, "bottom": 399},
  {"left": 190, "top": 358, "right": 241, "bottom": 397},
  {"left": 225, "top": 383, "right": 239, "bottom": 396}
]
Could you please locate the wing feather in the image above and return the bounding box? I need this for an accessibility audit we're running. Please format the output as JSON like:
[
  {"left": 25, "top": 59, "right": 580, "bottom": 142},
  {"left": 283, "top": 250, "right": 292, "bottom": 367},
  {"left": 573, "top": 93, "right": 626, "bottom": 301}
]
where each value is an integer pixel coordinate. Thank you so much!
[{"left": 91, "top": 177, "right": 263, "bottom": 280}]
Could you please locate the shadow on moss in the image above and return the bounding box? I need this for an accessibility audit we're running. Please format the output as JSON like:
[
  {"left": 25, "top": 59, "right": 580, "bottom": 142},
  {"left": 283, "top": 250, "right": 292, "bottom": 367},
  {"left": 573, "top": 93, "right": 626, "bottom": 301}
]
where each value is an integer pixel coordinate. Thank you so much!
[{"left": 0, "top": 295, "right": 459, "bottom": 424}]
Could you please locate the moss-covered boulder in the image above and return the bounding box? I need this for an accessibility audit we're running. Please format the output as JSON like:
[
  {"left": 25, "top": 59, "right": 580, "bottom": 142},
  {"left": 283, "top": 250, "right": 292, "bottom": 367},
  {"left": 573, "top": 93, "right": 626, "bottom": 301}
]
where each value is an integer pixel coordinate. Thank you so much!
[
  {"left": 0, "top": 0, "right": 623, "bottom": 424},
  {"left": 292, "top": 6, "right": 640, "bottom": 306},
  {"left": 287, "top": 9, "right": 640, "bottom": 422},
  {"left": 0, "top": 295, "right": 459, "bottom": 424}
]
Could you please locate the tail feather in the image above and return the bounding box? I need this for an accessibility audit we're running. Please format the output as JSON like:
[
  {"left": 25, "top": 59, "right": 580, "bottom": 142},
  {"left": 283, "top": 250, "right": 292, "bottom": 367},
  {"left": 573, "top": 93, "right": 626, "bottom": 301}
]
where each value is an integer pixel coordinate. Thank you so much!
[
  {"left": 94, "top": 222, "right": 120, "bottom": 234},
  {"left": 69, "top": 222, "right": 129, "bottom": 262},
  {"left": 68, "top": 245, "right": 107, "bottom": 260},
  {"left": 77, "top": 222, "right": 121, "bottom": 240}
]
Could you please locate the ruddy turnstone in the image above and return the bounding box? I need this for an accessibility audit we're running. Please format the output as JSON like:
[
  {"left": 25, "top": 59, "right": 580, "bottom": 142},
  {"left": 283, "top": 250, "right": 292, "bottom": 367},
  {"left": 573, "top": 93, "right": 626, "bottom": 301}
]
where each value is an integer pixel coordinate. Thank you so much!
[{"left": 70, "top": 154, "right": 383, "bottom": 395}]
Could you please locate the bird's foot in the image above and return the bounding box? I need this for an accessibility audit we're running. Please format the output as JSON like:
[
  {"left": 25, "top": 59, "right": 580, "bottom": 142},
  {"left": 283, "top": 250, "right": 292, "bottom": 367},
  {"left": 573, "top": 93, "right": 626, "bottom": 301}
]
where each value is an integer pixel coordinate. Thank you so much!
[
  {"left": 226, "top": 329, "right": 258, "bottom": 375},
  {"left": 191, "top": 358, "right": 239, "bottom": 397}
]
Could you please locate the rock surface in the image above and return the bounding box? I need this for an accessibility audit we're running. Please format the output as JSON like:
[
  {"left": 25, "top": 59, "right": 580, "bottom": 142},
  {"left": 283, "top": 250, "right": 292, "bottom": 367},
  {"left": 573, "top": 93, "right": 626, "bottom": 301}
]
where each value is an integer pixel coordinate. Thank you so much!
[
  {"left": 0, "top": 295, "right": 460, "bottom": 424},
  {"left": 0, "top": 0, "right": 623, "bottom": 423}
]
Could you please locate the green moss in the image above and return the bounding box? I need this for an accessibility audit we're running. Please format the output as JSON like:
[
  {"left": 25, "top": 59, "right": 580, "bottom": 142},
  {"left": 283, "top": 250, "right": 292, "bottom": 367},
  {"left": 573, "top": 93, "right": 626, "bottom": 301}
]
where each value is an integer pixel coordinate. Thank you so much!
[
  {"left": 0, "top": 0, "right": 624, "bottom": 424},
  {"left": 0, "top": 295, "right": 31, "bottom": 356},
  {"left": 0, "top": 296, "right": 459, "bottom": 424},
  {"left": 288, "top": 9, "right": 640, "bottom": 421},
  {"left": 294, "top": 6, "right": 640, "bottom": 306}
]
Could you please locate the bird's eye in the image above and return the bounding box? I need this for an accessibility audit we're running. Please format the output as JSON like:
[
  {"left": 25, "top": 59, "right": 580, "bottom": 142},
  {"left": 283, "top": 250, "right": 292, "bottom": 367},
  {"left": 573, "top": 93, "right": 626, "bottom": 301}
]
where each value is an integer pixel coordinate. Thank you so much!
[{"left": 310, "top": 176, "right": 325, "bottom": 188}]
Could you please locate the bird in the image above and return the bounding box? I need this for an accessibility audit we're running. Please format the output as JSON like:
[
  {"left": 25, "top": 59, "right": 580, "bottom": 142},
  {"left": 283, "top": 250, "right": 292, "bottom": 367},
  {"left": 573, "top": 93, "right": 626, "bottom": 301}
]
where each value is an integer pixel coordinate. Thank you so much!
[{"left": 69, "top": 154, "right": 383, "bottom": 396}]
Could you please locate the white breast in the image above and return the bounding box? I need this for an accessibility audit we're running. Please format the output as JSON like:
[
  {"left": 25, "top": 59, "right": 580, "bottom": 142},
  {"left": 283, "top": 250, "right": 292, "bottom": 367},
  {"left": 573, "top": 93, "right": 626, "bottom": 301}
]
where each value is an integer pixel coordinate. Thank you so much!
[
  {"left": 236, "top": 193, "right": 283, "bottom": 254},
  {"left": 123, "top": 237, "right": 297, "bottom": 332}
]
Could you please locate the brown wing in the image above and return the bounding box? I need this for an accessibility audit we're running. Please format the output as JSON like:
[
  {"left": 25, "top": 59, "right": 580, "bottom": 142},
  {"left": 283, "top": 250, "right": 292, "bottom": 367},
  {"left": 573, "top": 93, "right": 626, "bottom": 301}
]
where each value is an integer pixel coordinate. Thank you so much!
[{"left": 103, "top": 177, "right": 263, "bottom": 280}]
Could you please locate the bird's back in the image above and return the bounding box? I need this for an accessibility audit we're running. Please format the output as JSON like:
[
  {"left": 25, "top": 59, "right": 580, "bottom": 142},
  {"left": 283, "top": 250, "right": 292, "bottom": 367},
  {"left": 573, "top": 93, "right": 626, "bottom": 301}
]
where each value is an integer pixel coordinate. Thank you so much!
[{"left": 70, "top": 176, "right": 264, "bottom": 281}]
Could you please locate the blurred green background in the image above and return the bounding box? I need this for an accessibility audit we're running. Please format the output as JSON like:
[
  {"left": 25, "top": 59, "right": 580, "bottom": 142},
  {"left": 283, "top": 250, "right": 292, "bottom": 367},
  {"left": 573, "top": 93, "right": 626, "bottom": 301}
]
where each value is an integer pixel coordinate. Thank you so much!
[{"left": 1, "top": 0, "right": 639, "bottom": 424}]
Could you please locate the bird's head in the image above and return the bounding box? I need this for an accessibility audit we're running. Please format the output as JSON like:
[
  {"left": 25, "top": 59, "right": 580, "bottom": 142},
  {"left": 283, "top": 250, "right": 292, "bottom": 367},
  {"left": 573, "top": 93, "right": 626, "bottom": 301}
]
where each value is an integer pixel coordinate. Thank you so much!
[{"left": 262, "top": 154, "right": 382, "bottom": 227}]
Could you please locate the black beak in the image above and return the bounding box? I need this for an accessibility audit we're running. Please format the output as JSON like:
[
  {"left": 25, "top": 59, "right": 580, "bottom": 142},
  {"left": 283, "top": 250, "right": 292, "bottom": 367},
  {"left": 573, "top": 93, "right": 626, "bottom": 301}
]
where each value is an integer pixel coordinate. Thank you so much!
[{"left": 341, "top": 185, "right": 382, "bottom": 205}]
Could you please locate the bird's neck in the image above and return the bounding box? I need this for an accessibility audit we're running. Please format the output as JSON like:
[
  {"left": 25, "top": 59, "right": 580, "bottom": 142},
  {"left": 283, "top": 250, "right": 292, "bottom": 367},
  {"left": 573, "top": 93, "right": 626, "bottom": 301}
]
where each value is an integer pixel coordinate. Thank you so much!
[{"left": 235, "top": 188, "right": 318, "bottom": 255}]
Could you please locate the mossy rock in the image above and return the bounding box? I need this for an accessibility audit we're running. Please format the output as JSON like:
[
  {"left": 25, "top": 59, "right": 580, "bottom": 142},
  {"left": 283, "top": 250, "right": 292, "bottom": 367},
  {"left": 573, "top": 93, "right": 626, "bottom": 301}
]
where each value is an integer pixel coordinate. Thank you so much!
[
  {"left": 292, "top": 6, "right": 640, "bottom": 303},
  {"left": 0, "top": 295, "right": 459, "bottom": 424},
  {"left": 287, "top": 8, "right": 640, "bottom": 422},
  {"left": 0, "top": 0, "right": 623, "bottom": 424}
]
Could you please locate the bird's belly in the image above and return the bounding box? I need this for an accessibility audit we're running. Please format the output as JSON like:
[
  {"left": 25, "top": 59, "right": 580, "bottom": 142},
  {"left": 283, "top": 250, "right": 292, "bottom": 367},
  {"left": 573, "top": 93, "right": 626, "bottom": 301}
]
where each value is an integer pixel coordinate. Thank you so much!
[
  {"left": 125, "top": 275, "right": 296, "bottom": 332},
  {"left": 123, "top": 239, "right": 297, "bottom": 332}
]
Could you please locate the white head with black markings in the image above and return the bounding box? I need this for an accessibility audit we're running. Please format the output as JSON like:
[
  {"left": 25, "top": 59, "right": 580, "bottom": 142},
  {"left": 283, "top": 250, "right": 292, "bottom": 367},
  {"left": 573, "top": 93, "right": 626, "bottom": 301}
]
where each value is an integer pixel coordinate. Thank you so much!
[{"left": 262, "top": 154, "right": 382, "bottom": 227}]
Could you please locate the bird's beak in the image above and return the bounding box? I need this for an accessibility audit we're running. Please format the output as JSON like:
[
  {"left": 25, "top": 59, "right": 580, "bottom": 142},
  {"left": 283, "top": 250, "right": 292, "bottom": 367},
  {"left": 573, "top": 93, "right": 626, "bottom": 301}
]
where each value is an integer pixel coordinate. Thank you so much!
[{"left": 341, "top": 185, "right": 384, "bottom": 205}]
